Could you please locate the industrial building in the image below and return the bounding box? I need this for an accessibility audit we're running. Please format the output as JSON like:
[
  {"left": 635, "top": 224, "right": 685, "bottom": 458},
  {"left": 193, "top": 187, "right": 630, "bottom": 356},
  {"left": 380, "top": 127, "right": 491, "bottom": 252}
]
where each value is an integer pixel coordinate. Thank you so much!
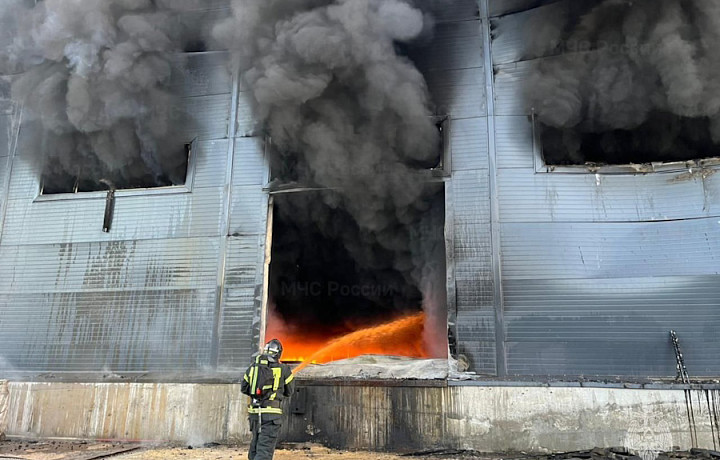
[{"left": 0, "top": 0, "right": 718, "bottom": 453}]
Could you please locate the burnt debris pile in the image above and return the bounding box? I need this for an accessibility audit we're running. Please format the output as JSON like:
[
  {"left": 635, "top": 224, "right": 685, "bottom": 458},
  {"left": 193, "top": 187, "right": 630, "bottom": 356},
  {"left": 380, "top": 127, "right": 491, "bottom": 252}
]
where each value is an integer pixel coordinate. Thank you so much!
[{"left": 526, "top": 0, "right": 720, "bottom": 165}]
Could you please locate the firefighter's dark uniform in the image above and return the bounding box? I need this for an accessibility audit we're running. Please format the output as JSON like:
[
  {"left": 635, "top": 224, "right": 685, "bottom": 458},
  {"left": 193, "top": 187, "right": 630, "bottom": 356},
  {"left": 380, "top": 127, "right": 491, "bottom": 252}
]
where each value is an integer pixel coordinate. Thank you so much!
[{"left": 241, "top": 355, "right": 295, "bottom": 460}]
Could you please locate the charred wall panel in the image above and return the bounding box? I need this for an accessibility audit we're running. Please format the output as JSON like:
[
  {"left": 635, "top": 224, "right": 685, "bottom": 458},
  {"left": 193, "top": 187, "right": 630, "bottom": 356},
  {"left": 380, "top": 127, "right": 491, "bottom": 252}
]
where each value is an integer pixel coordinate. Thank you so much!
[
  {"left": 491, "top": 5, "right": 720, "bottom": 378},
  {"left": 217, "top": 137, "right": 269, "bottom": 368},
  {"left": 0, "top": 51, "right": 241, "bottom": 376},
  {"left": 411, "top": 2, "right": 496, "bottom": 374},
  {"left": 0, "top": 112, "right": 9, "bottom": 225},
  {"left": 415, "top": 0, "right": 479, "bottom": 24},
  {"left": 497, "top": 169, "right": 713, "bottom": 223},
  {"left": 0, "top": 238, "right": 219, "bottom": 372},
  {"left": 452, "top": 171, "right": 495, "bottom": 373},
  {"left": 490, "top": 0, "right": 596, "bottom": 65},
  {"left": 488, "top": 0, "right": 565, "bottom": 18}
]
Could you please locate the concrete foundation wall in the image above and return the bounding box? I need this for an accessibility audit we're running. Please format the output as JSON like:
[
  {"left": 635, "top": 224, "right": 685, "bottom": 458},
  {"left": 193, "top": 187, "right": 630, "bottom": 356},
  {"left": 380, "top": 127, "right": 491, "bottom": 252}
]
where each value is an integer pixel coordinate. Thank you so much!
[
  {"left": 0, "top": 380, "right": 8, "bottom": 439},
  {"left": 6, "top": 382, "right": 251, "bottom": 445},
  {"left": 5, "top": 382, "right": 720, "bottom": 453}
]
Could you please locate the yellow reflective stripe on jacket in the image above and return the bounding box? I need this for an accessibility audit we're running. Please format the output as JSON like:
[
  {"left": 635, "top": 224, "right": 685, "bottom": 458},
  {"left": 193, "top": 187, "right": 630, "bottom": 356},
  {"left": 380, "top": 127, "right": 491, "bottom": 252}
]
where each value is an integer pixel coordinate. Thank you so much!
[
  {"left": 250, "top": 355, "right": 260, "bottom": 394},
  {"left": 266, "top": 367, "right": 281, "bottom": 400},
  {"left": 248, "top": 406, "right": 283, "bottom": 415},
  {"left": 285, "top": 373, "right": 294, "bottom": 385},
  {"left": 243, "top": 374, "right": 249, "bottom": 382}
]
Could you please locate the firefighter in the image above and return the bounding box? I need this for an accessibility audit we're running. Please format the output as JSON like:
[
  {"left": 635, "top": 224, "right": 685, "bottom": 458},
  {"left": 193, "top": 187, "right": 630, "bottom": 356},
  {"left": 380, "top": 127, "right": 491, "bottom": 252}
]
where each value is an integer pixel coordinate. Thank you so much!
[{"left": 241, "top": 339, "right": 295, "bottom": 460}]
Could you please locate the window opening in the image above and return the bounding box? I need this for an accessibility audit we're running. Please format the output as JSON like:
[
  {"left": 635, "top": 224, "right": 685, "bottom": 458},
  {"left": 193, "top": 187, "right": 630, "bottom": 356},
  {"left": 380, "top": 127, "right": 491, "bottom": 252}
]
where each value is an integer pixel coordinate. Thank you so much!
[
  {"left": 533, "top": 113, "right": 720, "bottom": 173},
  {"left": 40, "top": 140, "right": 194, "bottom": 196}
]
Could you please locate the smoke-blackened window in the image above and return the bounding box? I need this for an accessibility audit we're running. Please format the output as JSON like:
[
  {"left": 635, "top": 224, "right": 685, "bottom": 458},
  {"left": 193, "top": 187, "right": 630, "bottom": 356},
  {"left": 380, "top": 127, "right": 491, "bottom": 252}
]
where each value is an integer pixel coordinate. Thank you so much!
[
  {"left": 5, "top": 0, "right": 216, "bottom": 197},
  {"left": 539, "top": 114, "right": 720, "bottom": 167},
  {"left": 39, "top": 142, "right": 192, "bottom": 195},
  {"left": 523, "top": 0, "right": 720, "bottom": 169}
]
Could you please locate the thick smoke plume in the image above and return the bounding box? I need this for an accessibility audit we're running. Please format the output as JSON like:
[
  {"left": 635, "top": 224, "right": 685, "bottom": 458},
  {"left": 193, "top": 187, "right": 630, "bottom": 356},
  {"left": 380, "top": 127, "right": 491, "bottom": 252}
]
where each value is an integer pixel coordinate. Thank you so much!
[
  {"left": 526, "top": 0, "right": 720, "bottom": 164},
  {"left": 1, "top": 0, "right": 208, "bottom": 189},
  {"left": 214, "top": 0, "right": 447, "bottom": 355}
]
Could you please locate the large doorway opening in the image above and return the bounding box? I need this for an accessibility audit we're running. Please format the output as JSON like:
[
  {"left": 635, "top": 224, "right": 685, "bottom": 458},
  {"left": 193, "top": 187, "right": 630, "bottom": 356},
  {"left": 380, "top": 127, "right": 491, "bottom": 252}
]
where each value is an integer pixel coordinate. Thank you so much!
[{"left": 266, "top": 184, "right": 448, "bottom": 376}]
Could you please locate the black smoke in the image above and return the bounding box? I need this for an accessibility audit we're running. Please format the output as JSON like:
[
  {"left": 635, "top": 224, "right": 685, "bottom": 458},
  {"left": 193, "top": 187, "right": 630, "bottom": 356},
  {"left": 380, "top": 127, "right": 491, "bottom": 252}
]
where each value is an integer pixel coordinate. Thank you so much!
[
  {"left": 0, "top": 0, "right": 212, "bottom": 190},
  {"left": 213, "top": 0, "right": 447, "bottom": 353},
  {"left": 525, "top": 0, "right": 720, "bottom": 165}
]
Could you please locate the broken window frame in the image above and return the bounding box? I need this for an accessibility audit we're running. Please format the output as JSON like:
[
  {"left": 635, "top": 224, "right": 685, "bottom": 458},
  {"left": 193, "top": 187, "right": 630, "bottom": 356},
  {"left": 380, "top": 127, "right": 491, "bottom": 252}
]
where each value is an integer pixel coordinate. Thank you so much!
[
  {"left": 34, "top": 138, "right": 198, "bottom": 202},
  {"left": 531, "top": 112, "right": 720, "bottom": 175}
]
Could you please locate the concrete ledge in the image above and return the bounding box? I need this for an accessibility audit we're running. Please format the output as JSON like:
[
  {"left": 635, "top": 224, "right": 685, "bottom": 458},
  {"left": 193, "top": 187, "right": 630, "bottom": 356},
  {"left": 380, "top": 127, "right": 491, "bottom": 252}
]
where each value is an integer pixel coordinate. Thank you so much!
[
  {"left": 5, "top": 382, "right": 720, "bottom": 453},
  {"left": 6, "top": 382, "right": 250, "bottom": 445},
  {"left": 284, "top": 385, "right": 720, "bottom": 452}
]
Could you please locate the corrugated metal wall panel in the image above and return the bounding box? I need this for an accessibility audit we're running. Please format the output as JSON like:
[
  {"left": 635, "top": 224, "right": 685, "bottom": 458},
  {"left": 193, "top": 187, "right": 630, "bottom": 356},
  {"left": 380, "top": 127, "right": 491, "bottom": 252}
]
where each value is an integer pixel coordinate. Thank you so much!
[
  {"left": 0, "top": 238, "right": 220, "bottom": 292},
  {"left": 0, "top": 155, "right": 7, "bottom": 208},
  {"left": 501, "top": 219, "right": 720, "bottom": 280},
  {"left": 504, "top": 276, "right": 720, "bottom": 376},
  {"left": 169, "top": 52, "right": 232, "bottom": 97},
  {"left": 0, "top": 113, "right": 9, "bottom": 215},
  {"left": 495, "top": 116, "right": 534, "bottom": 169},
  {"left": 180, "top": 94, "right": 231, "bottom": 140},
  {"left": 236, "top": 92, "right": 257, "bottom": 137},
  {"left": 229, "top": 186, "right": 266, "bottom": 236},
  {"left": 703, "top": 172, "right": 720, "bottom": 216},
  {"left": 0, "top": 48, "right": 234, "bottom": 375},
  {"left": 0, "top": 237, "right": 220, "bottom": 372},
  {"left": 231, "top": 137, "right": 266, "bottom": 186},
  {"left": 425, "top": 68, "right": 486, "bottom": 119},
  {"left": 2, "top": 187, "right": 225, "bottom": 245},
  {"left": 452, "top": 170, "right": 496, "bottom": 374},
  {"left": 488, "top": 0, "right": 564, "bottom": 18},
  {"left": 451, "top": 117, "right": 489, "bottom": 171},
  {"left": 0, "top": 113, "right": 8, "bottom": 157},
  {"left": 0, "top": 290, "right": 216, "bottom": 371},
  {"left": 192, "top": 139, "right": 229, "bottom": 188},
  {"left": 5, "top": 155, "right": 38, "bottom": 200},
  {"left": 411, "top": 21, "right": 484, "bottom": 72},
  {"left": 456, "top": 312, "right": 496, "bottom": 374},
  {"left": 175, "top": 2, "right": 232, "bottom": 53},
  {"left": 491, "top": 0, "right": 597, "bottom": 65},
  {"left": 490, "top": 4, "right": 720, "bottom": 379},
  {"left": 417, "top": 9, "right": 497, "bottom": 375},
  {"left": 217, "top": 134, "right": 269, "bottom": 368},
  {"left": 497, "top": 170, "right": 711, "bottom": 223},
  {"left": 417, "top": 0, "right": 479, "bottom": 23},
  {"left": 217, "top": 235, "right": 265, "bottom": 368},
  {"left": 494, "top": 62, "right": 534, "bottom": 116},
  {"left": 2, "top": 135, "right": 229, "bottom": 245}
]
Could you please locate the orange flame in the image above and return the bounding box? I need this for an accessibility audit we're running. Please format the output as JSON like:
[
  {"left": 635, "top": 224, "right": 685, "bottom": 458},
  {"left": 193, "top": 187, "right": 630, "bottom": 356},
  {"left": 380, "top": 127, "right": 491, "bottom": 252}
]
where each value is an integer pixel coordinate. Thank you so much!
[{"left": 288, "top": 313, "right": 428, "bottom": 374}]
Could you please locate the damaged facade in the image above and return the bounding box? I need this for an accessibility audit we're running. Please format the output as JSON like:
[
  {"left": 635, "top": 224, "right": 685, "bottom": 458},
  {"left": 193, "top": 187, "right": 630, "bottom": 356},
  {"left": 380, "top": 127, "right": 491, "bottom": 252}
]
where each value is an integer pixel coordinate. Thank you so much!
[{"left": 0, "top": 0, "right": 719, "bottom": 385}]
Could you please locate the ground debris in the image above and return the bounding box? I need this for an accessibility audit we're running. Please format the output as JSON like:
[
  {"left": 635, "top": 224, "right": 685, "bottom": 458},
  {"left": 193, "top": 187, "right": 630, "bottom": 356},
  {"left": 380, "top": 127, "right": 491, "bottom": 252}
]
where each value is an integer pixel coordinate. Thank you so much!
[
  {"left": 513, "top": 448, "right": 720, "bottom": 460},
  {"left": 3, "top": 441, "right": 720, "bottom": 460},
  {"left": 658, "top": 450, "right": 720, "bottom": 460},
  {"left": 0, "top": 440, "right": 142, "bottom": 460}
]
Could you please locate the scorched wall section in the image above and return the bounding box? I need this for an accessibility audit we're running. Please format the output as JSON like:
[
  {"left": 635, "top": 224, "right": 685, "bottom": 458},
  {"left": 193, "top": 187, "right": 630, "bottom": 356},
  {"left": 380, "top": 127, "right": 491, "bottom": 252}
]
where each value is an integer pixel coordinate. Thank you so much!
[
  {"left": 0, "top": 43, "right": 270, "bottom": 375},
  {"left": 412, "top": 0, "right": 497, "bottom": 375},
  {"left": 490, "top": 1, "right": 720, "bottom": 377}
]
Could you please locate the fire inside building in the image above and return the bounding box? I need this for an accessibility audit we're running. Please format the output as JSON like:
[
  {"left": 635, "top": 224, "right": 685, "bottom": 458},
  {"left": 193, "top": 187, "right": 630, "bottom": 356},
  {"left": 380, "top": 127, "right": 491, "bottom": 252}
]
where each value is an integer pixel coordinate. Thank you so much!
[{"left": 0, "top": 0, "right": 719, "bottom": 453}]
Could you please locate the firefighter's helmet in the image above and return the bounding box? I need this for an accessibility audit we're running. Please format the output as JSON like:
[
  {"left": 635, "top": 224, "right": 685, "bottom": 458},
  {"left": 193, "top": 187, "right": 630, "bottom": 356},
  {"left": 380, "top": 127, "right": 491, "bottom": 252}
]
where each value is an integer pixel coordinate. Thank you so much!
[{"left": 263, "top": 338, "right": 283, "bottom": 361}]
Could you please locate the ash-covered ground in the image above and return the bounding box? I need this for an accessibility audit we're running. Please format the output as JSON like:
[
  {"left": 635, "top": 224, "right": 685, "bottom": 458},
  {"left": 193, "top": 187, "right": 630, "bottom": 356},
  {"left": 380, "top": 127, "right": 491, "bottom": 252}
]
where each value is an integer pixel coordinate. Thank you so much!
[
  {"left": 0, "top": 440, "right": 496, "bottom": 459},
  {"left": 1, "top": 440, "right": 719, "bottom": 460}
]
